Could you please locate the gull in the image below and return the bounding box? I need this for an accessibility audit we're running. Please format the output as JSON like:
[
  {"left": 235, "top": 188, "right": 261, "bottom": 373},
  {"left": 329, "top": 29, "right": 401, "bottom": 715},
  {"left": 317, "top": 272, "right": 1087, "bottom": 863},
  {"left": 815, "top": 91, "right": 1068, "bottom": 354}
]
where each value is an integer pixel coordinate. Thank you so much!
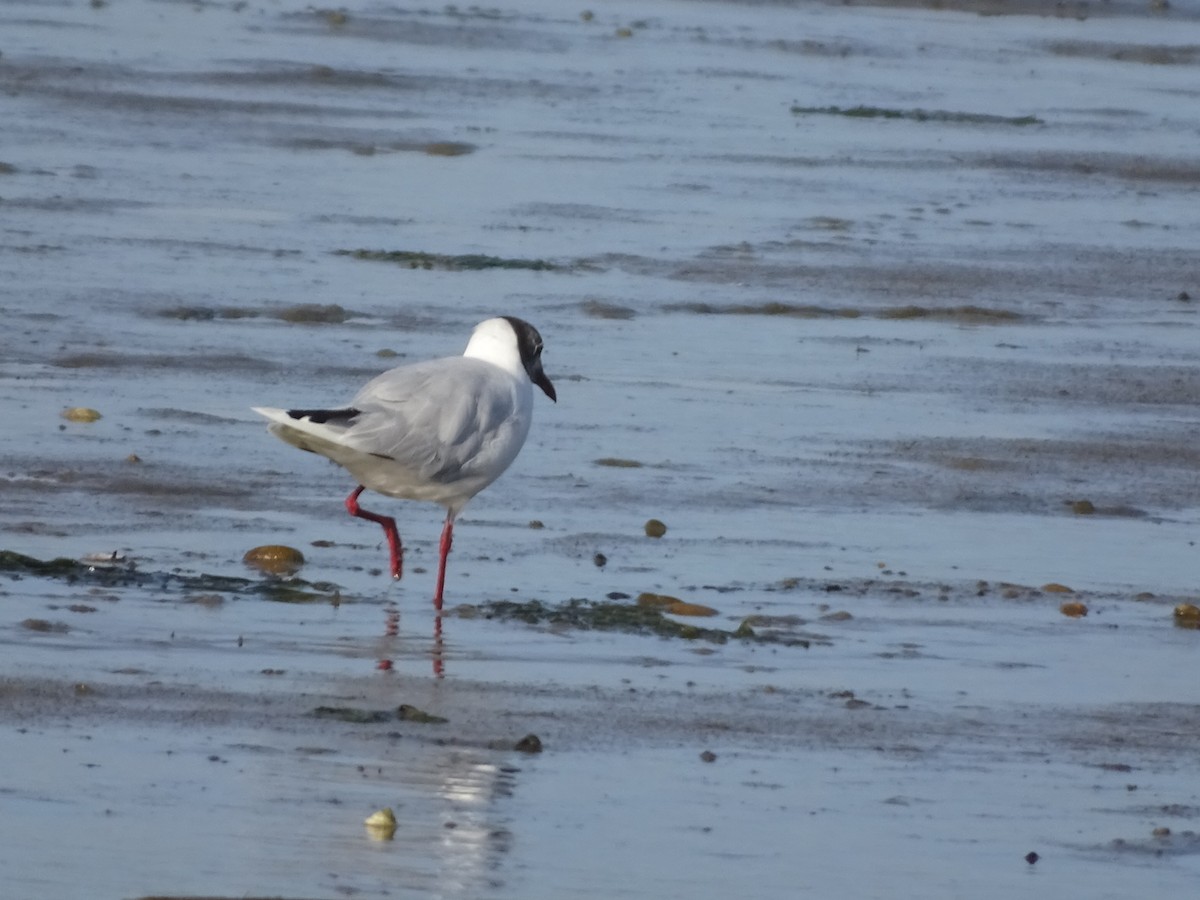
[{"left": 253, "top": 316, "right": 556, "bottom": 608}]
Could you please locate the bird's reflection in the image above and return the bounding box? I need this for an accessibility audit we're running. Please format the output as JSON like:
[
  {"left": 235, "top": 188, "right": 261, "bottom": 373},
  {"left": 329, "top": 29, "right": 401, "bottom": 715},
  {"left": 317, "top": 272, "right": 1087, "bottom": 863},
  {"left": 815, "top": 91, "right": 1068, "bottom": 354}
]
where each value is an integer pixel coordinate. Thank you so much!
[
  {"left": 375, "top": 599, "right": 445, "bottom": 679},
  {"left": 432, "top": 613, "right": 445, "bottom": 678}
]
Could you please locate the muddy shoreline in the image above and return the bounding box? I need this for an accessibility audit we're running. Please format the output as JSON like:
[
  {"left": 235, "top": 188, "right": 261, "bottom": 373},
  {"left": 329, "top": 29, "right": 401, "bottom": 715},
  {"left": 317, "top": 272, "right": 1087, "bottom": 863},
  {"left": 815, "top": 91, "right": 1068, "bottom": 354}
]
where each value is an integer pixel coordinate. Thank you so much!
[{"left": 3, "top": 0, "right": 1200, "bottom": 896}]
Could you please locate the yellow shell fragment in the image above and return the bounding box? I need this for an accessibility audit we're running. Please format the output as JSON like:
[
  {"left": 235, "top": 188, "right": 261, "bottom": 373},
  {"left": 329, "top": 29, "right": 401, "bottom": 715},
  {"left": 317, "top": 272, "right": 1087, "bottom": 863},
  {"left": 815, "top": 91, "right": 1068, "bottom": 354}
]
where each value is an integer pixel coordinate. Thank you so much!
[
  {"left": 364, "top": 807, "right": 397, "bottom": 840},
  {"left": 62, "top": 407, "right": 102, "bottom": 422},
  {"left": 1042, "top": 582, "right": 1074, "bottom": 594},
  {"left": 1059, "top": 601, "right": 1088, "bottom": 618},
  {"left": 364, "top": 808, "right": 397, "bottom": 828}
]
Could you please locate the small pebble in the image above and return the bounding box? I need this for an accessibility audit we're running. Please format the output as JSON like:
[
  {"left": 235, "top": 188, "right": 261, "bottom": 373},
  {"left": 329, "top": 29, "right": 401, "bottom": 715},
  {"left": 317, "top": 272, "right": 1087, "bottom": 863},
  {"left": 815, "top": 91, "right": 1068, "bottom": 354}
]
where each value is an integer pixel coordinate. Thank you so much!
[
  {"left": 636, "top": 592, "right": 678, "bottom": 607},
  {"left": 514, "top": 734, "right": 543, "bottom": 753},
  {"left": 1173, "top": 603, "right": 1200, "bottom": 628},
  {"left": 644, "top": 518, "right": 667, "bottom": 538},
  {"left": 243, "top": 544, "right": 305, "bottom": 575},
  {"left": 666, "top": 601, "right": 718, "bottom": 617}
]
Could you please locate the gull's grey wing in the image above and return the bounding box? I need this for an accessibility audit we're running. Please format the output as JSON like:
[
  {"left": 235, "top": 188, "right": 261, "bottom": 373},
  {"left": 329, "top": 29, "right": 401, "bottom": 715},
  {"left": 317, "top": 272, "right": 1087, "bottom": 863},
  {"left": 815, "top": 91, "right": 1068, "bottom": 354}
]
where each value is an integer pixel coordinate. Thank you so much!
[{"left": 342, "top": 357, "right": 527, "bottom": 483}]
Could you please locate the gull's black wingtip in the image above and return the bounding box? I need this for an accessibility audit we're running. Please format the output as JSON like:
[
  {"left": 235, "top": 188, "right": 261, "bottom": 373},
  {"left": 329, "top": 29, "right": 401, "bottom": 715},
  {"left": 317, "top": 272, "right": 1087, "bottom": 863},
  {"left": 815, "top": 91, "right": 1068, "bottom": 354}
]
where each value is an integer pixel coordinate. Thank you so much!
[{"left": 285, "top": 407, "right": 361, "bottom": 425}]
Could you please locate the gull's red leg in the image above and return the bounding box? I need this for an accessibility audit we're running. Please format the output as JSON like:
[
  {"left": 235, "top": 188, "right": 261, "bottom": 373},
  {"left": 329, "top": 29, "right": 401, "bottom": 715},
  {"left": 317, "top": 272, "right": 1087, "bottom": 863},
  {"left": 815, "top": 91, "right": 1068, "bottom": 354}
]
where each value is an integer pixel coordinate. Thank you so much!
[
  {"left": 345, "top": 485, "right": 402, "bottom": 579},
  {"left": 433, "top": 514, "right": 454, "bottom": 610}
]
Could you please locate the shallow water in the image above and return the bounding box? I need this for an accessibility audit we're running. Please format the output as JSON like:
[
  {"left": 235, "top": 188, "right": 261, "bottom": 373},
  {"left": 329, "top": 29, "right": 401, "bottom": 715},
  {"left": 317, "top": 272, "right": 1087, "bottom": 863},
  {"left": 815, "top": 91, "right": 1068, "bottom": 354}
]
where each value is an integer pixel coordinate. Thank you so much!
[{"left": 2, "top": 0, "right": 1200, "bottom": 897}]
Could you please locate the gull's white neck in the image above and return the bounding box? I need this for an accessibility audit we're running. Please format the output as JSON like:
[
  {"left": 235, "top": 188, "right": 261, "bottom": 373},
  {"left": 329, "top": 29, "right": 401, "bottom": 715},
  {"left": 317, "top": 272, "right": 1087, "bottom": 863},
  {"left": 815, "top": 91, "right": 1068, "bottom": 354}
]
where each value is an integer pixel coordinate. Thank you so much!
[{"left": 462, "top": 318, "right": 525, "bottom": 380}]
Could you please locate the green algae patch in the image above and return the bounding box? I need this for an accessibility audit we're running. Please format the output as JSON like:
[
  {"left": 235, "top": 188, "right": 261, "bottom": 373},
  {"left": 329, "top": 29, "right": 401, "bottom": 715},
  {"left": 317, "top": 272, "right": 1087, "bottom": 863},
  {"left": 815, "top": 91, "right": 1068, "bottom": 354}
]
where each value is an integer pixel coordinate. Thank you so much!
[
  {"left": 459, "top": 598, "right": 811, "bottom": 647},
  {"left": 312, "top": 706, "right": 394, "bottom": 724},
  {"left": 877, "top": 304, "right": 1023, "bottom": 323},
  {"left": 0, "top": 551, "right": 86, "bottom": 578},
  {"left": 581, "top": 299, "right": 636, "bottom": 319},
  {"left": 21, "top": 618, "right": 70, "bottom": 633},
  {"left": 666, "top": 301, "right": 861, "bottom": 319},
  {"left": 1046, "top": 41, "right": 1200, "bottom": 67},
  {"left": 805, "top": 215, "right": 854, "bottom": 231},
  {"left": 336, "top": 249, "right": 558, "bottom": 271},
  {"left": 422, "top": 141, "right": 475, "bottom": 157},
  {"left": 667, "top": 301, "right": 1022, "bottom": 323},
  {"left": 256, "top": 581, "right": 341, "bottom": 604},
  {"left": 0, "top": 549, "right": 342, "bottom": 604},
  {"left": 276, "top": 303, "right": 350, "bottom": 324},
  {"left": 790, "top": 105, "right": 1042, "bottom": 126},
  {"left": 156, "top": 303, "right": 347, "bottom": 323},
  {"left": 313, "top": 704, "right": 448, "bottom": 724},
  {"left": 397, "top": 704, "right": 448, "bottom": 724},
  {"left": 733, "top": 619, "right": 757, "bottom": 639},
  {"left": 595, "top": 457, "right": 643, "bottom": 468}
]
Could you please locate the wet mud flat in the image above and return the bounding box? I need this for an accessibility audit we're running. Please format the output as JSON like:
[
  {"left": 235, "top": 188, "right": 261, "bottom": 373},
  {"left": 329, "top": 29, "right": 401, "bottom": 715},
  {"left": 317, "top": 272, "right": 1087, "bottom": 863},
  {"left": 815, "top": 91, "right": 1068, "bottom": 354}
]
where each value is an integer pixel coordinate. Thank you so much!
[
  {"left": 3, "top": 553, "right": 1199, "bottom": 899},
  {"left": 3, "top": 0, "right": 1200, "bottom": 897}
]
